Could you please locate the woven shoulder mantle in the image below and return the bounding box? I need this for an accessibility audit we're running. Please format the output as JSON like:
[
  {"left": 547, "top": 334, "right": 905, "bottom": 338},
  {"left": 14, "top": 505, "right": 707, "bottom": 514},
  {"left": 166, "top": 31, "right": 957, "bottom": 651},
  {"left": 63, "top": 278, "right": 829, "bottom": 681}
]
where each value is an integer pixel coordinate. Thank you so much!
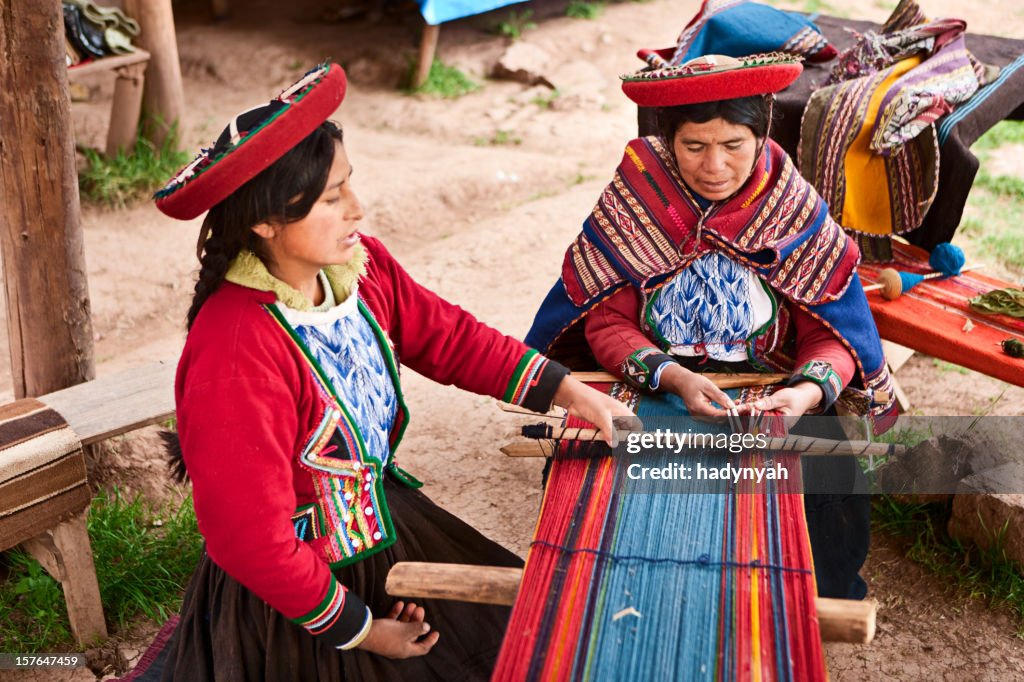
[{"left": 561, "top": 136, "right": 859, "bottom": 309}]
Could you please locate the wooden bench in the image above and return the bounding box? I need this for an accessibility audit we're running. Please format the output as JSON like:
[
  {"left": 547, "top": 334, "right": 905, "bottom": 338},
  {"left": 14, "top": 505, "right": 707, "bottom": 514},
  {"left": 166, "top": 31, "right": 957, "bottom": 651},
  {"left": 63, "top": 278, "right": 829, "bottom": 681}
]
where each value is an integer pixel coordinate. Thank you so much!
[
  {"left": 0, "top": 361, "right": 175, "bottom": 645},
  {"left": 68, "top": 49, "right": 152, "bottom": 158}
]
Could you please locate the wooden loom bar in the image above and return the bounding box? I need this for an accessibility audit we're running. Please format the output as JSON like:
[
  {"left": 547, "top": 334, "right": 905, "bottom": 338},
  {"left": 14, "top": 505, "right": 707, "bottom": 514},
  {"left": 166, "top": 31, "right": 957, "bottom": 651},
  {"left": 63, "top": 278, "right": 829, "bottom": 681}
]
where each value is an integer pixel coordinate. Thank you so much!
[
  {"left": 386, "top": 562, "right": 877, "bottom": 644},
  {"left": 572, "top": 371, "right": 789, "bottom": 388},
  {"left": 501, "top": 433, "right": 906, "bottom": 458}
]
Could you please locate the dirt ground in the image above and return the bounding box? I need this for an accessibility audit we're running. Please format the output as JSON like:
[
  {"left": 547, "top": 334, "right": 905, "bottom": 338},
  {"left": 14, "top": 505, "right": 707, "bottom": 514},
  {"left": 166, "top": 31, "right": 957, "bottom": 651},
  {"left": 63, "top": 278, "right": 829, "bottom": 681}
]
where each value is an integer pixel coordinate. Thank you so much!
[{"left": 2, "top": 0, "right": 1024, "bottom": 678}]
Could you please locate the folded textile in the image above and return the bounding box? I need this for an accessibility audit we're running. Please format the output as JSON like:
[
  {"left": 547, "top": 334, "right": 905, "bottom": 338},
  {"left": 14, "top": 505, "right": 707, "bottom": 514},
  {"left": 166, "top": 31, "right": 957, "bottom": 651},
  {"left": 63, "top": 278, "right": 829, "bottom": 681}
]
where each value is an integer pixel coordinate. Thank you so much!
[
  {"left": 798, "top": 0, "right": 984, "bottom": 239},
  {"left": 670, "top": 0, "right": 836, "bottom": 65},
  {"left": 67, "top": 0, "right": 140, "bottom": 36},
  {"left": 62, "top": 1, "right": 138, "bottom": 61}
]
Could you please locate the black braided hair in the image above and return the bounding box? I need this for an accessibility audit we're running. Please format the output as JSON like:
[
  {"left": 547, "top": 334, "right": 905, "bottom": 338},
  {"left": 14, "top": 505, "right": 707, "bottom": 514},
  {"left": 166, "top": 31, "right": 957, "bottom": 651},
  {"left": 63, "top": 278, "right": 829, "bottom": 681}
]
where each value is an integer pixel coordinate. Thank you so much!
[{"left": 184, "top": 118, "right": 345, "bottom": 330}]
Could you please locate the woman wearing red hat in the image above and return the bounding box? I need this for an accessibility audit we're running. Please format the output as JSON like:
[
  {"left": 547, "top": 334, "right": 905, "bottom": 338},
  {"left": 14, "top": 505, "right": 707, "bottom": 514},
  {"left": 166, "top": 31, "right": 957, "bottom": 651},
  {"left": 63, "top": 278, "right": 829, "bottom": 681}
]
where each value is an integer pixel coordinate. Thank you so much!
[
  {"left": 526, "top": 54, "right": 896, "bottom": 601},
  {"left": 150, "top": 63, "right": 635, "bottom": 680}
]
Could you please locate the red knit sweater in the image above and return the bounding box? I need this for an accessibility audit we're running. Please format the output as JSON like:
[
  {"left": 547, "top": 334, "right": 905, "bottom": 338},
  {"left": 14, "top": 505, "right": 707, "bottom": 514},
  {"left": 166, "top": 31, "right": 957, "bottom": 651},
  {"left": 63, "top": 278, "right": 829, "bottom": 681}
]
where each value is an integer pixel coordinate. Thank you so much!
[{"left": 177, "top": 235, "right": 564, "bottom": 646}]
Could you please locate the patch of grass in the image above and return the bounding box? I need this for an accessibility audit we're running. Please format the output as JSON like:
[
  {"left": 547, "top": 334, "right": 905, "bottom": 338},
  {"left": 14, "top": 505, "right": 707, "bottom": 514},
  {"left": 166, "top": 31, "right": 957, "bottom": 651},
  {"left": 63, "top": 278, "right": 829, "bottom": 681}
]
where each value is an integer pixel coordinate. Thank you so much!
[
  {"left": 974, "top": 170, "right": 1024, "bottom": 201},
  {"left": 958, "top": 188, "right": 1024, "bottom": 276},
  {"left": 972, "top": 120, "right": 1024, "bottom": 152},
  {"left": 474, "top": 130, "right": 522, "bottom": 146},
  {"left": 932, "top": 358, "right": 971, "bottom": 375},
  {"left": 410, "top": 60, "right": 480, "bottom": 99},
  {"left": 493, "top": 9, "right": 536, "bottom": 40},
  {"left": 530, "top": 88, "right": 561, "bottom": 109},
  {"left": 78, "top": 129, "right": 191, "bottom": 209},
  {"left": 873, "top": 497, "right": 1024, "bottom": 634},
  {"left": 566, "top": 0, "right": 605, "bottom": 19},
  {"left": 0, "top": 489, "right": 201, "bottom": 650}
]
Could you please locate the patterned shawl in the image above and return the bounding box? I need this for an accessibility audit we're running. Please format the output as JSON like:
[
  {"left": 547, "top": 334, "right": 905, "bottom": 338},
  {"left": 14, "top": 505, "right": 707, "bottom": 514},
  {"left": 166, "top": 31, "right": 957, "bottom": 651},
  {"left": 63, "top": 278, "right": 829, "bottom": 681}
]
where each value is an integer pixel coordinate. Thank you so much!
[{"left": 526, "top": 136, "right": 896, "bottom": 422}]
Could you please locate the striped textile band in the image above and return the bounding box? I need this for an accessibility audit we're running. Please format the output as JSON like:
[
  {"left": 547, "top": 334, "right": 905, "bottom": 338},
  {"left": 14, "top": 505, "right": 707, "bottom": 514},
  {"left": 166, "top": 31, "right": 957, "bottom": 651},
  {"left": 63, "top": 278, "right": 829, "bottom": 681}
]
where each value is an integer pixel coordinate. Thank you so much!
[
  {"left": 299, "top": 577, "right": 346, "bottom": 634},
  {"left": 0, "top": 399, "right": 90, "bottom": 550},
  {"left": 504, "top": 350, "right": 549, "bottom": 406}
]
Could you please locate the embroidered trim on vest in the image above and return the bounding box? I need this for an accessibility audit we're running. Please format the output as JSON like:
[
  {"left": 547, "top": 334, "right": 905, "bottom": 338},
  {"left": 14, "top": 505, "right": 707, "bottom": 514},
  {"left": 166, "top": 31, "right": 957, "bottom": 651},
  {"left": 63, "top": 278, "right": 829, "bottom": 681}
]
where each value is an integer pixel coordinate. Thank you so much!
[{"left": 264, "top": 304, "right": 401, "bottom": 567}]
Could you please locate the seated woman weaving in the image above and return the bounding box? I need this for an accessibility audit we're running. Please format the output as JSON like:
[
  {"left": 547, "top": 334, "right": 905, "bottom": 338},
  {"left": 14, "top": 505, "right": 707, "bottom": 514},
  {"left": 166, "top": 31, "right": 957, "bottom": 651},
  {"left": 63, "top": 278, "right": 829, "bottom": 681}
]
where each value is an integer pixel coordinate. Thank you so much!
[{"left": 526, "top": 54, "right": 897, "bottom": 600}]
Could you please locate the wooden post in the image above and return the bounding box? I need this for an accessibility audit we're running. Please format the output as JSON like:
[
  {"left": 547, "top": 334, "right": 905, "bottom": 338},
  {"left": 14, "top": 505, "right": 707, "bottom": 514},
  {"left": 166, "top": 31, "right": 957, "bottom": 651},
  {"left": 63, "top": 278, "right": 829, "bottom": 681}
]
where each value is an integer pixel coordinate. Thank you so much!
[
  {"left": 22, "top": 513, "right": 108, "bottom": 645},
  {"left": 106, "top": 61, "right": 148, "bottom": 157},
  {"left": 0, "top": 0, "right": 96, "bottom": 398},
  {"left": 123, "top": 0, "right": 188, "bottom": 150},
  {"left": 412, "top": 23, "right": 441, "bottom": 89},
  {"left": 387, "top": 562, "right": 878, "bottom": 644}
]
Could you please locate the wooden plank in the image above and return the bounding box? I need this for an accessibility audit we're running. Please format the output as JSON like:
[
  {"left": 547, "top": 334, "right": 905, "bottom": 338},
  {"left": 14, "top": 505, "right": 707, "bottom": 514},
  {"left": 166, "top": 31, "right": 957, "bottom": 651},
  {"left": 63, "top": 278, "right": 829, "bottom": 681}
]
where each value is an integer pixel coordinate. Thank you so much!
[
  {"left": 386, "top": 562, "right": 876, "bottom": 643},
  {"left": 67, "top": 50, "right": 151, "bottom": 80},
  {"left": 38, "top": 361, "right": 176, "bottom": 445},
  {"left": 571, "top": 371, "right": 789, "bottom": 388},
  {"left": 22, "top": 512, "right": 108, "bottom": 645},
  {"left": 881, "top": 340, "right": 915, "bottom": 373}
]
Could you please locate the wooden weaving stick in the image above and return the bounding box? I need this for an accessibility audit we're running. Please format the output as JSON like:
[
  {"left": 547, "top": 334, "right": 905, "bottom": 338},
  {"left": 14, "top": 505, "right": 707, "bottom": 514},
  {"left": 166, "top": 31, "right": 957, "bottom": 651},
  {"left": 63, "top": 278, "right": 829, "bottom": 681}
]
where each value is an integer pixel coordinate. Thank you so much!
[
  {"left": 501, "top": 431, "right": 906, "bottom": 458},
  {"left": 572, "top": 371, "right": 789, "bottom": 388},
  {"left": 386, "top": 562, "right": 877, "bottom": 644}
]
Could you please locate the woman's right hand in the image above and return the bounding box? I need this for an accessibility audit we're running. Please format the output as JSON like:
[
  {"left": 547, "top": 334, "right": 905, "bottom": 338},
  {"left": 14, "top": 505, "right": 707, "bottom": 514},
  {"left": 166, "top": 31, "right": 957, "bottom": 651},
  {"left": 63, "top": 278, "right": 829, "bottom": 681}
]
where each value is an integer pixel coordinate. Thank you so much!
[
  {"left": 552, "top": 375, "right": 641, "bottom": 446},
  {"left": 658, "top": 364, "right": 737, "bottom": 417},
  {"left": 356, "top": 601, "right": 440, "bottom": 659}
]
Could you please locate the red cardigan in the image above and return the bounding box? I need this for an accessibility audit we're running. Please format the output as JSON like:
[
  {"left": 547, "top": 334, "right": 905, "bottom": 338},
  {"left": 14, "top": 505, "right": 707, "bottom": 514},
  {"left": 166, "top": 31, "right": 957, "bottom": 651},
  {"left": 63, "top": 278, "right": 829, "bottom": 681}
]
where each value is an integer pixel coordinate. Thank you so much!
[{"left": 177, "top": 236, "right": 564, "bottom": 647}]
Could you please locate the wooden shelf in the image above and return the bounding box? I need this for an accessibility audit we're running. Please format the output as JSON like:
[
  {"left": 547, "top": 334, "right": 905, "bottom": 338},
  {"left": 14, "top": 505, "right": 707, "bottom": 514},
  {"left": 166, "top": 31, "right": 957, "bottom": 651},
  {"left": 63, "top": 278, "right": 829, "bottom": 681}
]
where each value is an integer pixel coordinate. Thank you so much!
[{"left": 67, "top": 48, "right": 150, "bottom": 81}]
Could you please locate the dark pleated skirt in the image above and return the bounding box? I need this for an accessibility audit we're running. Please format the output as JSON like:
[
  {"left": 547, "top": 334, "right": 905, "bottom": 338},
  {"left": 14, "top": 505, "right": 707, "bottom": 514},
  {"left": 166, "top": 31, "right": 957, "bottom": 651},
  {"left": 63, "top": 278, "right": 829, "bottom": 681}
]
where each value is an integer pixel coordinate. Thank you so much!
[{"left": 158, "top": 477, "right": 523, "bottom": 682}]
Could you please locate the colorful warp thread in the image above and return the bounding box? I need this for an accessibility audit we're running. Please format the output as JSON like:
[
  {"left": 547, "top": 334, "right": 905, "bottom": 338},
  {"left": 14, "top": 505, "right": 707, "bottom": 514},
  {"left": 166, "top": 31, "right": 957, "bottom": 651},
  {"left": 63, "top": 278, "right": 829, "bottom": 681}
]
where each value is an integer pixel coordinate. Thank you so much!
[
  {"left": 859, "top": 241, "right": 1024, "bottom": 387},
  {"left": 493, "top": 385, "right": 826, "bottom": 681}
]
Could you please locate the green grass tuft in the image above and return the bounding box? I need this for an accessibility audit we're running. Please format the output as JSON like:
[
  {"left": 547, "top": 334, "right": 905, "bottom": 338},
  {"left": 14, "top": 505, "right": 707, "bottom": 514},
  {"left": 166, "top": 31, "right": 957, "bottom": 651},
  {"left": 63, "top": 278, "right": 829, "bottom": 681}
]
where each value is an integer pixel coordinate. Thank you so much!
[
  {"left": 410, "top": 60, "right": 480, "bottom": 99},
  {"left": 873, "top": 497, "right": 1024, "bottom": 634},
  {"left": 0, "top": 489, "right": 201, "bottom": 650},
  {"left": 566, "top": 0, "right": 605, "bottom": 19},
  {"left": 493, "top": 9, "right": 537, "bottom": 40},
  {"left": 972, "top": 120, "right": 1024, "bottom": 151},
  {"left": 78, "top": 130, "right": 191, "bottom": 209}
]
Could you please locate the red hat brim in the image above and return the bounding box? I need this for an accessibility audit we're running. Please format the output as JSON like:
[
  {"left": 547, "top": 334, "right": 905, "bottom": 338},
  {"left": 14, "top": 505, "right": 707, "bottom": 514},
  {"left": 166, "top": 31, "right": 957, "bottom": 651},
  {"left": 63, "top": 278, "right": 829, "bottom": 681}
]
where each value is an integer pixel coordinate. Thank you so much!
[
  {"left": 622, "top": 57, "right": 802, "bottom": 108},
  {"left": 155, "top": 63, "right": 347, "bottom": 221}
]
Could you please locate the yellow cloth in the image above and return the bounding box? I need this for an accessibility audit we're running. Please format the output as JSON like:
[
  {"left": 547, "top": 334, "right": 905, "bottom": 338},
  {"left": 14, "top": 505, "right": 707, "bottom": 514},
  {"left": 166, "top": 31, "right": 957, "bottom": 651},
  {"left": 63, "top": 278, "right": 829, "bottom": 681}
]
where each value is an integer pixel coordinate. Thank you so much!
[{"left": 840, "top": 55, "right": 923, "bottom": 235}]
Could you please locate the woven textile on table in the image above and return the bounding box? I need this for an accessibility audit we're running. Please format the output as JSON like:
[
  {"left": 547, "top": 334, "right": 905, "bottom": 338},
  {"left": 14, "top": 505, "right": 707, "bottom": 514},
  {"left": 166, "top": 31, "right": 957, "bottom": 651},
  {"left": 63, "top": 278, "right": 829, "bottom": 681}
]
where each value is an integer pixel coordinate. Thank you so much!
[
  {"left": 798, "top": 4, "right": 984, "bottom": 241},
  {"left": 858, "top": 242, "right": 1024, "bottom": 388},
  {"left": 493, "top": 384, "right": 825, "bottom": 681},
  {"left": 0, "top": 399, "right": 89, "bottom": 549}
]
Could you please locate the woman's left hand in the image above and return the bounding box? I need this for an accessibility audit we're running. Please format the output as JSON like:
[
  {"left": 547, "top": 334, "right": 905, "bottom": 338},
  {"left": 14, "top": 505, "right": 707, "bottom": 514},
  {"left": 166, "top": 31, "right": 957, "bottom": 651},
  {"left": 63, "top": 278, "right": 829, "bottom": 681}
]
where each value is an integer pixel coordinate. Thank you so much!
[{"left": 745, "top": 382, "right": 823, "bottom": 417}]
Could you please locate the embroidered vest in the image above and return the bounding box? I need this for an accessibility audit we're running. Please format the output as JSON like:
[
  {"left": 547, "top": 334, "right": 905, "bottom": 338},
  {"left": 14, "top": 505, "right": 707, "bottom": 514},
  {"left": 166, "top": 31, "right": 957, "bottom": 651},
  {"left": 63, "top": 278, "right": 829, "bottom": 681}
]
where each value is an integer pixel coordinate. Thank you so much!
[{"left": 265, "top": 301, "right": 421, "bottom": 568}]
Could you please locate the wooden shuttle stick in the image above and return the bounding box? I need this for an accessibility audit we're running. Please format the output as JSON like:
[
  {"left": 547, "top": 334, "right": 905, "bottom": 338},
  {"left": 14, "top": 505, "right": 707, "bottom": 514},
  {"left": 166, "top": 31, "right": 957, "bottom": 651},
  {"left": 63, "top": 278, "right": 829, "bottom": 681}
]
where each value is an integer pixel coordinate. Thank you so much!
[
  {"left": 501, "top": 431, "right": 905, "bottom": 458},
  {"left": 571, "top": 371, "right": 789, "bottom": 388},
  {"left": 386, "top": 562, "right": 877, "bottom": 644}
]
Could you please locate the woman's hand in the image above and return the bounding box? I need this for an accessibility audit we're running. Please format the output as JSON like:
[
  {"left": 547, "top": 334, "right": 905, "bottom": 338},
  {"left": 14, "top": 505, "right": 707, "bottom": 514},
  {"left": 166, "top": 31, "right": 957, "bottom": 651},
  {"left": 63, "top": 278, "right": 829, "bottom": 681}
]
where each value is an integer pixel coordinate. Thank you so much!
[
  {"left": 658, "top": 364, "right": 737, "bottom": 417},
  {"left": 552, "top": 375, "right": 640, "bottom": 447},
  {"left": 745, "top": 382, "right": 823, "bottom": 417},
  {"left": 356, "top": 601, "right": 440, "bottom": 659}
]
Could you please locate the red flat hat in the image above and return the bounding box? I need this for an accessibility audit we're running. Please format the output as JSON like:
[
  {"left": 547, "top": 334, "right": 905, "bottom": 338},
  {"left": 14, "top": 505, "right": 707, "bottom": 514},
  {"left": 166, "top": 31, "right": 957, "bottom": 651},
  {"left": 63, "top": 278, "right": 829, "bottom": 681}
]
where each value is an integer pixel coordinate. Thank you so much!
[
  {"left": 155, "top": 63, "right": 347, "bottom": 220},
  {"left": 621, "top": 53, "right": 802, "bottom": 108}
]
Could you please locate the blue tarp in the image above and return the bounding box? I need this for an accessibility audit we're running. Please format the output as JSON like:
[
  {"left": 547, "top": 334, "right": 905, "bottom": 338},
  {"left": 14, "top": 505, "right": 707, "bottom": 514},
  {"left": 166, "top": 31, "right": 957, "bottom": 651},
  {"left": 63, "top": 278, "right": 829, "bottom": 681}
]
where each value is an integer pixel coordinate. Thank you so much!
[{"left": 419, "top": 0, "right": 525, "bottom": 25}]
